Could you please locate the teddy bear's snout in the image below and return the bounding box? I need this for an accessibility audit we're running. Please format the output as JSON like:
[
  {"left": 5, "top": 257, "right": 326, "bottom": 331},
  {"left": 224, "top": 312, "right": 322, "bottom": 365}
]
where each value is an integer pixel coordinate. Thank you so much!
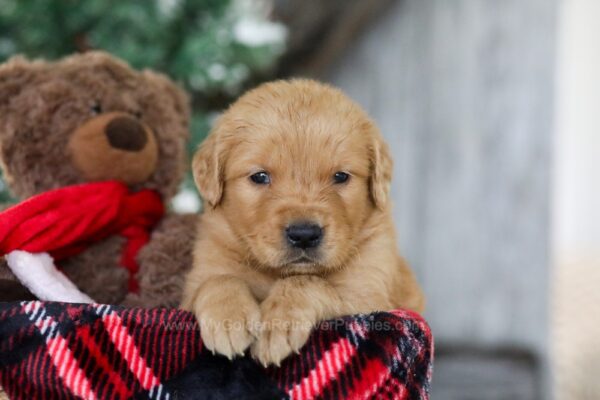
[
  {"left": 68, "top": 112, "right": 159, "bottom": 185},
  {"left": 105, "top": 116, "right": 148, "bottom": 152}
]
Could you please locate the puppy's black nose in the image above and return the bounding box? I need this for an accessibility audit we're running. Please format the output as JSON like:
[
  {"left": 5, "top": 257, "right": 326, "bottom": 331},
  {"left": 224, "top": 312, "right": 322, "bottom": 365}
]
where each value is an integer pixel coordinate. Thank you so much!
[{"left": 286, "top": 223, "right": 323, "bottom": 249}]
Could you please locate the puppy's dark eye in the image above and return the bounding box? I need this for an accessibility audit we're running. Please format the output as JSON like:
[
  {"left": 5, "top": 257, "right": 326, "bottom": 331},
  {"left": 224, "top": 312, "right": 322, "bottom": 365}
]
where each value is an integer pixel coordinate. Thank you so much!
[
  {"left": 250, "top": 171, "right": 271, "bottom": 185},
  {"left": 333, "top": 171, "right": 350, "bottom": 184},
  {"left": 90, "top": 103, "right": 103, "bottom": 115},
  {"left": 133, "top": 110, "right": 143, "bottom": 119}
]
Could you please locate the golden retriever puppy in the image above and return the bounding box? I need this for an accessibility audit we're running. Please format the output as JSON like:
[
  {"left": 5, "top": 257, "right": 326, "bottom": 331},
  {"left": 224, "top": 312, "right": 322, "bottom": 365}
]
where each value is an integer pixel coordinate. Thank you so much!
[{"left": 181, "top": 79, "right": 424, "bottom": 366}]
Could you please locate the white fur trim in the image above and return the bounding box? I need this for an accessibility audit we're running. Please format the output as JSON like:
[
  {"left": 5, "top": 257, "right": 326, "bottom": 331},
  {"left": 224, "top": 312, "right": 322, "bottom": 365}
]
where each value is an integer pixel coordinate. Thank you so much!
[{"left": 6, "top": 250, "right": 94, "bottom": 303}]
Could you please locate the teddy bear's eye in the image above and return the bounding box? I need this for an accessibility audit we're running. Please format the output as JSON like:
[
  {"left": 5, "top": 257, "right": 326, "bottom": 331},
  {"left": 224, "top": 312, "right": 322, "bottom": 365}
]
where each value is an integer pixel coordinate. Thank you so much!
[
  {"left": 133, "top": 110, "right": 143, "bottom": 119},
  {"left": 90, "top": 103, "right": 103, "bottom": 115}
]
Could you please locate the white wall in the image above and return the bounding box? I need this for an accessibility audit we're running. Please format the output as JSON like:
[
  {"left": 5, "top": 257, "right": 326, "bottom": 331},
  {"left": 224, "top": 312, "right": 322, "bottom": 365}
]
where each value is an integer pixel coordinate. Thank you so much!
[
  {"left": 552, "top": 0, "right": 600, "bottom": 397},
  {"left": 553, "top": 0, "right": 600, "bottom": 263}
]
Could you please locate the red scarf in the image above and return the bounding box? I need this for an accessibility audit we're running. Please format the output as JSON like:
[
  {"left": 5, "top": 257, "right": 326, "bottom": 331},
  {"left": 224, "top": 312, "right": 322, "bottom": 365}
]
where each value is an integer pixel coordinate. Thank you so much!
[{"left": 0, "top": 181, "right": 164, "bottom": 292}]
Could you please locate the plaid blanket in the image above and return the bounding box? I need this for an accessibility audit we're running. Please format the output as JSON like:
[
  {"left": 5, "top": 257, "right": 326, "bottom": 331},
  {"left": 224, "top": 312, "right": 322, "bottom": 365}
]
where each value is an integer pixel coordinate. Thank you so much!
[{"left": 0, "top": 301, "right": 433, "bottom": 399}]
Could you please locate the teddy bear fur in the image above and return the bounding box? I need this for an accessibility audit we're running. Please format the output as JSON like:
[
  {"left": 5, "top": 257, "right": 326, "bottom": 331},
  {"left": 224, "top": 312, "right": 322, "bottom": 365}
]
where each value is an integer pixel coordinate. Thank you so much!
[{"left": 0, "top": 51, "right": 197, "bottom": 307}]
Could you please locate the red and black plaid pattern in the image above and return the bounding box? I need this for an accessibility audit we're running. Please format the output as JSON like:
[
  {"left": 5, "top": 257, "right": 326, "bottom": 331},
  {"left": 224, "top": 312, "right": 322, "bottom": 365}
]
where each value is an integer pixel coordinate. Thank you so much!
[
  {"left": 268, "top": 310, "right": 433, "bottom": 399},
  {"left": 0, "top": 302, "right": 433, "bottom": 399}
]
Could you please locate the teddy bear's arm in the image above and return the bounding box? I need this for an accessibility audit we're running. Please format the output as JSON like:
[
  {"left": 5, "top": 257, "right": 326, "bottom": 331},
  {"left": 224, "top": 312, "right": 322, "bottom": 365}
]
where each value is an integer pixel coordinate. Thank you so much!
[
  {"left": 123, "top": 213, "right": 198, "bottom": 308},
  {"left": 60, "top": 236, "right": 130, "bottom": 305}
]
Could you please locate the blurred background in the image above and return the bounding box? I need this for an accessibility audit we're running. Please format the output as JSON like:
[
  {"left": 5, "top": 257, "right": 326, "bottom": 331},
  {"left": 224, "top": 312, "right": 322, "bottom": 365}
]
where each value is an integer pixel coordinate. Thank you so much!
[{"left": 1, "top": 0, "right": 598, "bottom": 398}]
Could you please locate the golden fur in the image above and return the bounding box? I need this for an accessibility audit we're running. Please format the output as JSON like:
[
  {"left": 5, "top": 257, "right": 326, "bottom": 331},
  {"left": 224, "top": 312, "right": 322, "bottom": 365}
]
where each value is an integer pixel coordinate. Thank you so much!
[{"left": 181, "top": 79, "right": 424, "bottom": 366}]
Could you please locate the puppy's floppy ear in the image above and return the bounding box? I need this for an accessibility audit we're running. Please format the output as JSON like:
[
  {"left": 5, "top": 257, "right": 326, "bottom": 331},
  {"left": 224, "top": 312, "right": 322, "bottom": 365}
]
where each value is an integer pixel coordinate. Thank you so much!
[
  {"left": 192, "top": 132, "right": 225, "bottom": 208},
  {"left": 369, "top": 131, "right": 393, "bottom": 210}
]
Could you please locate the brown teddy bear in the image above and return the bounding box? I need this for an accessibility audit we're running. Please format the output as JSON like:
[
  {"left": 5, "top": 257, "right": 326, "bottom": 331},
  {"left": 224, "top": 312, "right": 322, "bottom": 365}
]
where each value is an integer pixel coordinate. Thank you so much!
[{"left": 0, "top": 51, "right": 197, "bottom": 307}]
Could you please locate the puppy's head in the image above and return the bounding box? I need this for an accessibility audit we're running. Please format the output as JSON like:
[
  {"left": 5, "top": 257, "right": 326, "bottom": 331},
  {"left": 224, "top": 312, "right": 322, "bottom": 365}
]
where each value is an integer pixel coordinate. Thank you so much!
[{"left": 193, "top": 80, "right": 392, "bottom": 275}]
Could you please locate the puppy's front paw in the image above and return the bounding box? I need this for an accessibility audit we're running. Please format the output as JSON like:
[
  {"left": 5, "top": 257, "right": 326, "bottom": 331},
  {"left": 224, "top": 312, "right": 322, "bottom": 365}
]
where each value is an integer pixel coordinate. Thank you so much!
[
  {"left": 198, "top": 300, "right": 260, "bottom": 359},
  {"left": 251, "top": 299, "right": 316, "bottom": 366}
]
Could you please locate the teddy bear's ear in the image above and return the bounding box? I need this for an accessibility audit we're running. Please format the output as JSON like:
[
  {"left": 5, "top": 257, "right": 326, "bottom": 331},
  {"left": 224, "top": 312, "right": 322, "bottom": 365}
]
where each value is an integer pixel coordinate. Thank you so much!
[
  {"left": 0, "top": 56, "right": 43, "bottom": 112},
  {"left": 142, "top": 70, "right": 191, "bottom": 129}
]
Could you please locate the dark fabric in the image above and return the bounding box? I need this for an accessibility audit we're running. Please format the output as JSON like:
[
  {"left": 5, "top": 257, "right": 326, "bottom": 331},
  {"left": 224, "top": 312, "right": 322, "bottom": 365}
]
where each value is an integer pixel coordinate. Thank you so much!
[{"left": 0, "top": 301, "right": 433, "bottom": 399}]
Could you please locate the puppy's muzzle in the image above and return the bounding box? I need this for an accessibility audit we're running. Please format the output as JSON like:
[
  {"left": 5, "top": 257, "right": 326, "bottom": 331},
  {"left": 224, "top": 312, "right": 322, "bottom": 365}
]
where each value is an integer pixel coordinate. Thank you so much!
[{"left": 285, "top": 223, "right": 323, "bottom": 249}]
